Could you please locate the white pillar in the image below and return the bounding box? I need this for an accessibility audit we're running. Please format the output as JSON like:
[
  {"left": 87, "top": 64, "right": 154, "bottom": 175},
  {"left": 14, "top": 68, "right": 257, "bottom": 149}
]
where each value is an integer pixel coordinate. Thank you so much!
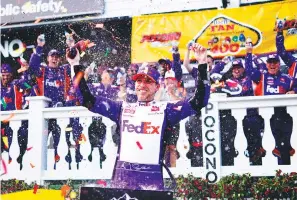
[
  {"left": 201, "top": 93, "right": 226, "bottom": 183},
  {"left": 25, "top": 96, "right": 51, "bottom": 184}
]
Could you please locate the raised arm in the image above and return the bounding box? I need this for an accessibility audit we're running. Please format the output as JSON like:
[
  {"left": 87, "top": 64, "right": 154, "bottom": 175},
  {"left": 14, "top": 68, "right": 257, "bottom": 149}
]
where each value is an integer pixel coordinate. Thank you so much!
[
  {"left": 276, "top": 32, "right": 297, "bottom": 77},
  {"left": 28, "top": 35, "right": 45, "bottom": 77},
  {"left": 166, "top": 44, "right": 210, "bottom": 126},
  {"left": 183, "top": 41, "right": 195, "bottom": 74},
  {"left": 72, "top": 65, "right": 122, "bottom": 122},
  {"left": 245, "top": 43, "right": 261, "bottom": 83},
  {"left": 67, "top": 50, "right": 122, "bottom": 122},
  {"left": 252, "top": 55, "right": 267, "bottom": 73},
  {"left": 171, "top": 46, "right": 182, "bottom": 82},
  {"left": 209, "top": 61, "right": 226, "bottom": 82}
]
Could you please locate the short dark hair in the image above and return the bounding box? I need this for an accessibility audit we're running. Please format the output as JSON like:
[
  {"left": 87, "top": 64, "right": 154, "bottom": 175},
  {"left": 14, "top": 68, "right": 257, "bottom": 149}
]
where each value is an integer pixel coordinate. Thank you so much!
[{"left": 207, "top": 55, "right": 214, "bottom": 61}]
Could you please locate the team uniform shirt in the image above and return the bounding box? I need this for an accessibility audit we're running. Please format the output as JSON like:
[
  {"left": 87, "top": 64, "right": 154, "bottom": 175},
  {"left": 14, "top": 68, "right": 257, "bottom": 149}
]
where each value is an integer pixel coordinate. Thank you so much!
[
  {"left": 28, "top": 46, "right": 71, "bottom": 107},
  {"left": 72, "top": 63, "right": 210, "bottom": 190},
  {"left": 89, "top": 96, "right": 206, "bottom": 190},
  {"left": 245, "top": 53, "right": 297, "bottom": 95},
  {"left": 1, "top": 79, "right": 32, "bottom": 111}
]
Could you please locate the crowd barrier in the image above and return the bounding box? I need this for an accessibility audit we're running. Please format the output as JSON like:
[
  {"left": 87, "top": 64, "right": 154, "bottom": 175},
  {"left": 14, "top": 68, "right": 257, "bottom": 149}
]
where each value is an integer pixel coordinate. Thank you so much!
[{"left": 1, "top": 94, "right": 296, "bottom": 184}]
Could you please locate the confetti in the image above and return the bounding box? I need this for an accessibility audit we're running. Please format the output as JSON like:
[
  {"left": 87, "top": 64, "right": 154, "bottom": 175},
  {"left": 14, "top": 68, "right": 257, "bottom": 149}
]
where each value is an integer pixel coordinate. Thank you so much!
[
  {"left": 34, "top": 18, "right": 42, "bottom": 24},
  {"left": 33, "top": 183, "right": 38, "bottom": 194},
  {"left": 17, "top": 66, "right": 29, "bottom": 73},
  {"left": 96, "top": 180, "right": 107, "bottom": 186},
  {"left": 73, "top": 71, "right": 84, "bottom": 88},
  {"left": 65, "top": 127, "right": 73, "bottom": 132},
  {"left": 55, "top": 154, "right": 60, "bottom": 162},
  {"left": 70, "top": 191, "right": 77, "bottom": 199},
  {"left": 30, "top": 163, "right": 35, "bottom": 168},
  {"left": 136, "top": 141, "right": 143, "bottom": 149},
  {"left": 26, "top": 45, "right": 35, "bottom": 49},
  {"left": 24, "top": 82, "right": 32, "bottom": 89},
  {"left": 173, "top": 106, "right": 182, "bottom": 111},
  {"left": 1, "top": 98, "right": 7, "bottom": 110},
  {"left": 2, "top": 113, "right": 15, "bottom": 123},
  {"left": 1, "top": 159, "right": 7, "bottom": 176},
  {"left": 17, "top": 58, "right": 24, "bottom": 66},
  {"left": 192, "top": 142, "right": 203, "bottom": 147},
  {"left": 87, "top": 42, "right": 96, "bottom": 48},
  {"left": 104, "top": 48, "right": 110, "bottom": 57},
  {"left": 61, "top": 184, "right": 71, "bottom": 197},
  {"left": 14, "top": 46, "right": 26, "bottom": 54},
  {"left": 61, "top": 7, "right": 68, "bottom": 13},
  {"left": 78, "top": 133, "right": 87, "bottom": 144},
  {"left": 26, "top": 147, "right": 33, "bottom": 151},
  {"left": 2, "top": 136, "right": 8, "bottom": 149},
  {"left": 95, "top": 23, "right": 104, "bottom": 28},
  {"left": 80, "top": 51, "right": 86, "bottom": 57}
]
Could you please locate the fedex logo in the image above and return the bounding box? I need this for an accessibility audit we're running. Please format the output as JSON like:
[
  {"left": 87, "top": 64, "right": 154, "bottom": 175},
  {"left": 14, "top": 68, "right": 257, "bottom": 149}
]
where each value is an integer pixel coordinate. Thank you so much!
[
  {"left": 266, "top": 85, "right": 279, "bottom": 93},
  {"left": 151, "top": 106, "right": 160, "bottom": 112},
  {"left": 124, "top": 107, "right": 136, "bottom": 114},
  {"left": 45, "top": 79, "right": 62, "bottom": 88},
  {"left": 122, "top": 120, "right": 160, "bottom": 134}
]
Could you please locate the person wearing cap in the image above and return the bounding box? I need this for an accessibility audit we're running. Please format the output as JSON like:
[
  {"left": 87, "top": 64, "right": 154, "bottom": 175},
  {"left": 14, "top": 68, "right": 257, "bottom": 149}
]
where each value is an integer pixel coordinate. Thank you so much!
[
  {"left": 28, "top": 35, "right": 84, "bottom": 169},
  {"left": 1, "top": 63, "right": 34, "bottom": 170},
  {"left": 211, "top": 44, "right": 267, "bottom": 166},
  {"left": 67, "top": 44, "right": 210, "bottom": 190},
  {"left": 154, "top": 69, "right": 186, "bottom": 168},
  {"left": 158, "top": 58, "right": 170, "bottom": 77},
  {"left": 245, "top": 42, "right": 296, "bottom": 165},
  {"left": 155, "top": 49, "right": 185, "bottom": 168},
  {"left": 89, "top": 66, "right": 121, "bottom": 154},
  {"left": 207, "top": 55, "right": 215, "bottom": 71},
  {"left": 88, "top": 67, "right": 120, "bottom": 100},
  {"left": 183, "top": 42, "right": 215, "bottom": 78},
  {"left": 183, "top": 43, "right": 220, "bottom": 166},
  {"left": 157, "top": 46, "right": 183, "bottom": 85},
  {"left": 122, "top": 64, "right": 139, "bottom": 103}
]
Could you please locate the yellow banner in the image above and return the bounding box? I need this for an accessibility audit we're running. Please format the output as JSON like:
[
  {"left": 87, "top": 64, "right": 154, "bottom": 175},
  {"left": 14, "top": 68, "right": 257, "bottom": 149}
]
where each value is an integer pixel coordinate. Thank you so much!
[
  {"left": 1, "top": 189, "right": 64, "bottom": 200},
  {"left": 131, "top": 0, "right": 297, "bottom": 63}
]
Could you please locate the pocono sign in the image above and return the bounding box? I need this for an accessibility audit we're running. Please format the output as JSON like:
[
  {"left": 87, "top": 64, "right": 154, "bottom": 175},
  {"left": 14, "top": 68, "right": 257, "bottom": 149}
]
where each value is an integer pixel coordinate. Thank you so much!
[
  {"left": 0, "top": 39, "right": 26, "bottom": 58},
  {"left": 201, "top": 100, "right": 221, "bottom": 183}
]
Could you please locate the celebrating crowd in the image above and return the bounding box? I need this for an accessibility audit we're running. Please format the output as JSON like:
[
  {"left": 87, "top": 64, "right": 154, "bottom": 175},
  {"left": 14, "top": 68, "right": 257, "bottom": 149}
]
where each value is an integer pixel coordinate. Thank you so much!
[{"left": 1, "top": 23, "right": 297, "bottom": 190}]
